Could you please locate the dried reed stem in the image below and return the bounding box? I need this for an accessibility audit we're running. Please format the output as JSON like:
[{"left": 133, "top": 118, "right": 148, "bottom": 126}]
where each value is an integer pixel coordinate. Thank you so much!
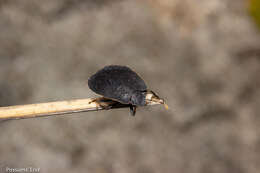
[{"left": 0, "top": 93, "right": 163, "bottom": 120}]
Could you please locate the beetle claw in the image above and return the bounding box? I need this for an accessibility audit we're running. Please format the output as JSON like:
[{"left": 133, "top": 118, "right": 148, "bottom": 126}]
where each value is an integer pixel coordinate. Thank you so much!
[{"left": 129, "top": 105, "right": 136, "bottom": 116}]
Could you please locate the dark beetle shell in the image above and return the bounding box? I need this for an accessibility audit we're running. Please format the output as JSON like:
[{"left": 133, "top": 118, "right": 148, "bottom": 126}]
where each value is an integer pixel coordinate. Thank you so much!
[{"left": 88, "top": 65, "right": 147, "bottom": 106}]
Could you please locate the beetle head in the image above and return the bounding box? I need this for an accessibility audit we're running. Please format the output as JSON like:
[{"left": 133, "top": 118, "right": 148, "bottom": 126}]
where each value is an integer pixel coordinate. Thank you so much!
[{"left": 130, "top": 90, "right": 146, "bottom": 106}]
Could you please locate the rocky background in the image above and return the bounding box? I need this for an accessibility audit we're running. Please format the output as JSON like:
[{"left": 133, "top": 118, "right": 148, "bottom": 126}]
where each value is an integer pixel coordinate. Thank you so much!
[{"left": 0, "top": 0, "right": 260, "bottom": 172}]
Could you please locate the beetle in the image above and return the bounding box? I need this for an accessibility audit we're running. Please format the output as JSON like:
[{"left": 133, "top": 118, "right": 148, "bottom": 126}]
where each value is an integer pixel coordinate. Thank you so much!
[{"left": 88, "top": 65, "right": 165, "bottom": 116}]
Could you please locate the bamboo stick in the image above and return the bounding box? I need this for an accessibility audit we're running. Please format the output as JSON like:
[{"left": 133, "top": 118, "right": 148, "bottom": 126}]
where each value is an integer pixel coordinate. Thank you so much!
[{"left": 0, "top": 92, "right": 165, "bottom": 120}]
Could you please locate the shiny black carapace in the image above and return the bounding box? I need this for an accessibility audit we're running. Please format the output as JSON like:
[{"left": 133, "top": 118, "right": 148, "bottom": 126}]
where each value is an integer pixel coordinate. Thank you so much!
[{"left": 88, "top": 65, "right": 148, "bottom": 116}]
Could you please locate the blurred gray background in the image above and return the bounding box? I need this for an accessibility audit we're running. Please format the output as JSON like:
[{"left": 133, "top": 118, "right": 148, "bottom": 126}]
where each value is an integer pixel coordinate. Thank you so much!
[{"left": 0, "top": 0, "right": 260, "bottom": 172}]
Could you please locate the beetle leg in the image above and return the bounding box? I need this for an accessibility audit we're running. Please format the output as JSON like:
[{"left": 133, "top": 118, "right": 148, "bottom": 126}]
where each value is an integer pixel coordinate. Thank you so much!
[
  {"left": 88, "top": 97, "right": 113, "bottom": 110},
  {"left": 129, "top": 105, "right": 136, "bottom": 116}
]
